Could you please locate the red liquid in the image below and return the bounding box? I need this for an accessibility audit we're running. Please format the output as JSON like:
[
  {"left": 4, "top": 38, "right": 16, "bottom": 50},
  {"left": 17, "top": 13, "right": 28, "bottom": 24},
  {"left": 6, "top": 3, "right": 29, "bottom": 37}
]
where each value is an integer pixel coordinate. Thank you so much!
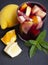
[{"left": 17, "top": 2, "right": 46, "bottom": 41}]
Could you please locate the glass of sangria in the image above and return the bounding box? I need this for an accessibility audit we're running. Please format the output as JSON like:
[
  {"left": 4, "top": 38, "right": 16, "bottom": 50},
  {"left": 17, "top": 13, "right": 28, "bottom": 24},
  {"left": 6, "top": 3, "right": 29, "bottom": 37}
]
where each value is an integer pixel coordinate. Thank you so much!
[{"left": 17, "top": 1, "right": 46, "bottom": 41}]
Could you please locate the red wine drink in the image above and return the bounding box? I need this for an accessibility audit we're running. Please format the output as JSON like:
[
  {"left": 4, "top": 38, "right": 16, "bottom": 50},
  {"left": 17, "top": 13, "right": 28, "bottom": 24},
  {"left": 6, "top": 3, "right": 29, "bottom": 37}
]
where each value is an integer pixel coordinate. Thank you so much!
[{"left": 17, "top": 2, "right": 46, "bottom": 41}]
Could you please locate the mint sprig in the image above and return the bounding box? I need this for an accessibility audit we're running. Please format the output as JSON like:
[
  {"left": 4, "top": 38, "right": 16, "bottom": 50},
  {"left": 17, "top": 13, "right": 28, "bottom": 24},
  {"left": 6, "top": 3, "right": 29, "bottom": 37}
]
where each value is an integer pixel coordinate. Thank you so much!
[
  {"left": 30, "top": 45, "right": 37, "bottom": 58},
  {"left": 36, "top": 30, "right": 46, "bottom": 42},
  {"left": 25, "top": 30, "right": 48, "bottom": 58}
]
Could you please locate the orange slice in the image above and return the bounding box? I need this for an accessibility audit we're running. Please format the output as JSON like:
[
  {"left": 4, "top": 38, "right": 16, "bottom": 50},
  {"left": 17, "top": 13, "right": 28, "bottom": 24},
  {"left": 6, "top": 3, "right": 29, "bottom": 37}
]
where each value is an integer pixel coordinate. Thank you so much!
[
  {"left": 1, "top": 29, "right": 17, "bottom": 45},
  {"left": 32, "top": 16, "right": 41, "bottom": 24},
  {"left": 20, "top": 3, "right": 27, "bottom": 11}
]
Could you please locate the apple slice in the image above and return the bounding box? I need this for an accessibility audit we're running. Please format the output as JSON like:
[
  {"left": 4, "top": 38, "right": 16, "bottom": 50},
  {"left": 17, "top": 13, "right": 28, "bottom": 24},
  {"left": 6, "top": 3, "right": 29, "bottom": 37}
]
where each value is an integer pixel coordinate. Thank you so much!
[
  {"left": 32, "top": 5, "right": 46, "bottom": 18},
  {"left": 32, "top": 5, "right": 40, "bottom": 14},
  {"left": 18, "top": 10, "right": 33, "bottom": 22},
  {"left": 18, "top": 10, "right": 24, "bottom": 16},
  {"left": 21, "top": 21, "right": 33, "bottom": 34},
  {"left": 36, "top": 9, "right": 46, "bottom": 18},
  {"left": 36, "top": 21, "right": 43, "bottom": 29},
  {"left": 26, "top": 6, "right": 31, "bottom": 16},
  {"left": 24, "top": 15, "right": 33, "bottom": 22},
  {"left": 18, "top": 16, "right": 25, "bottom": 24},
  {"left": 4, "top": 42, "right": 22, "bottom": 58}
]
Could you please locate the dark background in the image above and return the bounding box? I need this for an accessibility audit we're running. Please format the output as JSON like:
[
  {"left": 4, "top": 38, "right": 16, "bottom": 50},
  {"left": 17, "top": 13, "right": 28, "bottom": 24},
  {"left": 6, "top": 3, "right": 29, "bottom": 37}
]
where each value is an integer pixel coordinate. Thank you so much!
[{"left": 0, "top": 0, "right": 48, "bottom": 65}]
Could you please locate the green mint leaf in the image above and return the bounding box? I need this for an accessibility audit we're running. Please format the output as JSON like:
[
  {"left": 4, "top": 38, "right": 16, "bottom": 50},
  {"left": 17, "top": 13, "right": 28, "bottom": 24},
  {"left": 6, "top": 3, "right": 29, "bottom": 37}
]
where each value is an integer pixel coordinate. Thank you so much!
[
  {"left": 36, "top": 30, "right": 46, "bottom": 42},
  {"left": 25, "top": 40, "right": 36, "bottom": 47},
  {"left": 25, "top": 30, "right": 48, "bottom": 58},
  {"left": 41, "top": 47, "right": 48, "bottom": 54},
  {"left": 36, "top": 43, "right": 42, "bottom": 50},
  {"left": 28, "top": 40, "right": 42, "bottom": 50},
  {"left": 28, "top": 40, "right": 36, "bottom": 45},
  {"left": 29, "top": 45, "right": 37, "bottom": 58},
  {"left": 39, "top": 41, "right": 48, "bottom": 49},
  {"left": 25, "top": 41, "right": 32, "bottom": 47}
]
